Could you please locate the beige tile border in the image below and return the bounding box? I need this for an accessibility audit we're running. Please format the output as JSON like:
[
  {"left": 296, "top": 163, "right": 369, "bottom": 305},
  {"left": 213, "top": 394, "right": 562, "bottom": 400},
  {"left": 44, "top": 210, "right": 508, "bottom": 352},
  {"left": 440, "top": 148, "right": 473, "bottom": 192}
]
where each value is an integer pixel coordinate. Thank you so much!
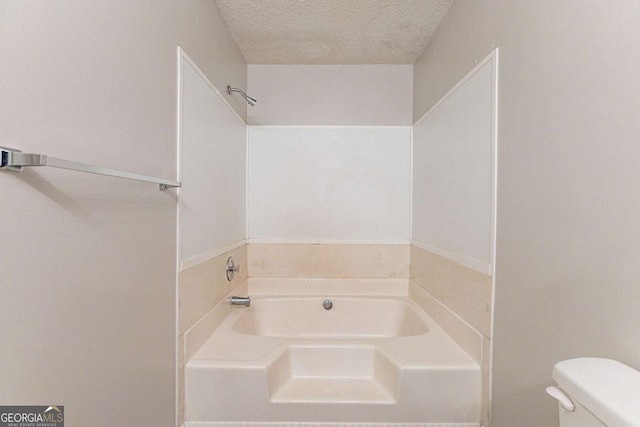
[
  {"left": 179, "top": 245, "right": 247, "bottom": 335},
  {"left": 247, "top": 277, "right": 410, "bottom": 296},
  {"left": 248, "top": 243, "right": 410, "bottom": 278},
  {"left": 410, "top": 245, "right": 492, "bottom": 338}
]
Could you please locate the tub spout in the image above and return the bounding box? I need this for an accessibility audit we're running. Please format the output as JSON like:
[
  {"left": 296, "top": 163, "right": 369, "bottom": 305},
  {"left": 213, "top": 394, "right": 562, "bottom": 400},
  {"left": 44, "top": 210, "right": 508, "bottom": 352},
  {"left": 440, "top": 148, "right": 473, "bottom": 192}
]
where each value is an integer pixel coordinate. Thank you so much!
[{"left": 230, "top": 296, "right": 251, "bottom": 307}]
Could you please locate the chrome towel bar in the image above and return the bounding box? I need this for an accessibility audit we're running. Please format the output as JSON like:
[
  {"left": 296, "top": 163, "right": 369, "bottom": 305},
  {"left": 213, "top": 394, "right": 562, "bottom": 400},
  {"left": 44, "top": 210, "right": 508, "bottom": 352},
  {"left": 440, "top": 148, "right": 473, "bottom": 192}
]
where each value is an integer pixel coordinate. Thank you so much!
[{"left": 1, "top": 146, "right": 180, "bottom": 190}]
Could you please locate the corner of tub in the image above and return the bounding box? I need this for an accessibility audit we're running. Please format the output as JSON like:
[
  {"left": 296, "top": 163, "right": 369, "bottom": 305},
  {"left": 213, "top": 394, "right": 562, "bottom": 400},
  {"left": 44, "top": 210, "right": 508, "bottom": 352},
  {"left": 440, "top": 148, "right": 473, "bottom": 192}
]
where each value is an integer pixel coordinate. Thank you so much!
[
  {"left": 183, "top": 278, "right": 247, "bottom": 362},
  {"left": 409, "top": 280, "right": 484, "bottom": 365}
]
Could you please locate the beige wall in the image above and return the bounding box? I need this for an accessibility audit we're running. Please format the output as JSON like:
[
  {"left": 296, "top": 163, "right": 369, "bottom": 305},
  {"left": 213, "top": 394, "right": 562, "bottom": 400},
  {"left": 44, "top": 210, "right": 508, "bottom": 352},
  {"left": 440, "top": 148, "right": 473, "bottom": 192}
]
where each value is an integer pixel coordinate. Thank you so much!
[
  {"left": 0, "top": 2, "right": 245, "bottom": 426},
  {"left": 247, "top": 65, "right": 413, "bottom": 125},
  {"left": 414, "top": 1, "right": 640, "bottom": 426}
]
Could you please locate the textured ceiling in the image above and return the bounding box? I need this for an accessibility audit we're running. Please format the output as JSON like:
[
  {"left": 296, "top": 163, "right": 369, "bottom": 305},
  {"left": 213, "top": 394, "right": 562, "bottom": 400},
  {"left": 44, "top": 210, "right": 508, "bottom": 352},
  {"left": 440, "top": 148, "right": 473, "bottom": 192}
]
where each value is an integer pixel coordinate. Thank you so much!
[{"left": 215, "top": 0, "right": 453, "bottom": 64}]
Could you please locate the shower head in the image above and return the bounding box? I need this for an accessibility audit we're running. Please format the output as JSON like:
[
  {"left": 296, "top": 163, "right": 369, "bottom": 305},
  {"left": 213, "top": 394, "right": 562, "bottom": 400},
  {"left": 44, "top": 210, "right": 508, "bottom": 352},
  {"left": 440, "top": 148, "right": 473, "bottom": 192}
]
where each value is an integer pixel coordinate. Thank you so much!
[
  {"left": 245, "top": 96, "right": 257, "bottom": 107},
  {"left": 227, "top": 85, "right": 257, "bottom": 107}
]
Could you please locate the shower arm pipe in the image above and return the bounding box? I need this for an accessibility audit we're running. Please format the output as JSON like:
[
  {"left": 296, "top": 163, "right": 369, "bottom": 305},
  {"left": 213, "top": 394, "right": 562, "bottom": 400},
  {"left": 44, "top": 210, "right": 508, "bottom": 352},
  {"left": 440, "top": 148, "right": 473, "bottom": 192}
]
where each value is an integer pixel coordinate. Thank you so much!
[
  {"left": 227, "top": 85, "right": 257, "bottom": 106},
  {"left": 0, "top": 146, "right": 181, "bottom": 190}
]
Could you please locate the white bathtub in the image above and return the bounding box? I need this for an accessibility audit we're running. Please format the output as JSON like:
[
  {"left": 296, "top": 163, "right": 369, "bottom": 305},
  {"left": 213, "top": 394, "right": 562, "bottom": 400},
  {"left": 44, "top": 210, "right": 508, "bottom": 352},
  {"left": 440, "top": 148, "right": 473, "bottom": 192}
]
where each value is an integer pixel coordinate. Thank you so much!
[
  {"left": 185, "top": 279, "right": 481, "bottom": 426},
  {"left": 233, "top": 297, "right": 429, "bottom": 338}
]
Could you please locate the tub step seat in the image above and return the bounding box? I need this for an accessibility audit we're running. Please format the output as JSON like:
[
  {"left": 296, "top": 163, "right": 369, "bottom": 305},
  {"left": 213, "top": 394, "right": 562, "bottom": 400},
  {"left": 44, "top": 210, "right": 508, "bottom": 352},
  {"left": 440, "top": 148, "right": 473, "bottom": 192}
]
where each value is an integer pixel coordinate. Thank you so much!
[
  {"left": 267, "top": 345, "right": 399, "bottom": 404},
  {"left": 271, "top": 377, "right": 395, "bottom": 404}
]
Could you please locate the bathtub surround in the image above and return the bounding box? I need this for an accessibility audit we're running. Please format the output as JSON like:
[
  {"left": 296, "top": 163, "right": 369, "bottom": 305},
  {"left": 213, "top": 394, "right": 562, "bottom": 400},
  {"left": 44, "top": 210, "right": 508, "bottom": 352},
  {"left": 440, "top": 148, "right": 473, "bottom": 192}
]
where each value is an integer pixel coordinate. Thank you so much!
[{"left": 176, "top": 57, "right": 490, "bottom": 426}]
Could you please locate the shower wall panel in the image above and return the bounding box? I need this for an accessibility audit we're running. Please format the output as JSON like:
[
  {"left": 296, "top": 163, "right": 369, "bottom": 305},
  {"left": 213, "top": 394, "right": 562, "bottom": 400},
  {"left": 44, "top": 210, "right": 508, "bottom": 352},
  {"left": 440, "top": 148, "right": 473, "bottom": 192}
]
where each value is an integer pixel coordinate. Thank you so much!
[
  {"left": 247, "top": 126, "right": 411, "bottom": 243},
  {"left": 179, "top": 56, "right": 247, "bottom": 270}
]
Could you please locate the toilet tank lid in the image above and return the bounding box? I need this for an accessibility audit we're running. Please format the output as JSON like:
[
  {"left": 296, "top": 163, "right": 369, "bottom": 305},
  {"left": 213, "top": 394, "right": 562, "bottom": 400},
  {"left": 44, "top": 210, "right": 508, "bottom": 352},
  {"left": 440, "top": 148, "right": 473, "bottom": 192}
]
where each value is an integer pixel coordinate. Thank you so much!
[{"left": 553, "top": 358, "right": 640, "bottom": 427}]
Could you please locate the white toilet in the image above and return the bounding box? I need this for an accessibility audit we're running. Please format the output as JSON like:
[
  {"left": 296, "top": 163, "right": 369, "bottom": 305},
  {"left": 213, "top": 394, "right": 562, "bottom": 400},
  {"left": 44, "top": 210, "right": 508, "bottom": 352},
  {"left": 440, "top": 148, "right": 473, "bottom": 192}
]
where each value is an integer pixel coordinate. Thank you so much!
[{"left": 547, "top": 358, "right": 640, "bottom": 427}]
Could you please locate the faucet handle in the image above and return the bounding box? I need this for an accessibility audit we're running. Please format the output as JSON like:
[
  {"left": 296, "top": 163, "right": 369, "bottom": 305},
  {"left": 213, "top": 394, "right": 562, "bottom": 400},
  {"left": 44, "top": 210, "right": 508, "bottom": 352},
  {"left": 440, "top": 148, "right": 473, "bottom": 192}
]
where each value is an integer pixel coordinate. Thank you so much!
[{"left": 226, "top": 256, "right": 240, "bottom": 281}]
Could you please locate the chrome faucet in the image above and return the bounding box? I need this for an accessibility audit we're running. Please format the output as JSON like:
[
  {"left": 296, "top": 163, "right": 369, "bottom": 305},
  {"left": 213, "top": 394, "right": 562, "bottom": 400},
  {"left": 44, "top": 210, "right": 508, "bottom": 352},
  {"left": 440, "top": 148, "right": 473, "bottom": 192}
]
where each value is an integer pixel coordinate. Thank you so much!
[{"left": 230, "top": 296, "right": 251, "bottom": 307}]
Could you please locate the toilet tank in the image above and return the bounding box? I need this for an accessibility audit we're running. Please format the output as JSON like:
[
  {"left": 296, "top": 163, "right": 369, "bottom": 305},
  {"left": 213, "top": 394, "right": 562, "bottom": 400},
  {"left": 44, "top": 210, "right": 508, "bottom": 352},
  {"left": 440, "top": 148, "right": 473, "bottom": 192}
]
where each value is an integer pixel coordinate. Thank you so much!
[{"left": 550, "top": 358, "right": 640, "bottom": 427}]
